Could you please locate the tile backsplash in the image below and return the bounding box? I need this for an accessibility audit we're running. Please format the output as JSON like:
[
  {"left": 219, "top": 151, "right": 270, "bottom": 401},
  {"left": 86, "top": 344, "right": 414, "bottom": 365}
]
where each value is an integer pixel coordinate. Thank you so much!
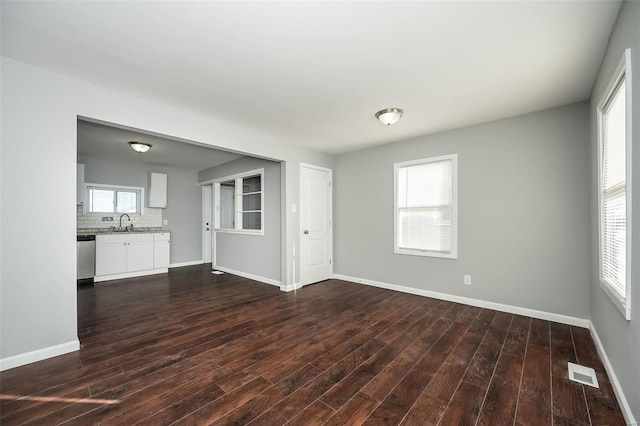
[{"left": 77, "top": 205, "right": 163, "bottom": 229}]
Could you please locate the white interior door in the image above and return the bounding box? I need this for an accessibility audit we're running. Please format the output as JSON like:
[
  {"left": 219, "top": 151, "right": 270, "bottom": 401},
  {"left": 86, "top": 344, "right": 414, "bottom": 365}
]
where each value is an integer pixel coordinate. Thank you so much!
[
  {"left": 202, "top": 185, "right": 212, "bottom": 263},
  {"left": 300, "top": 164, "right": 332, "bottom": 286}
]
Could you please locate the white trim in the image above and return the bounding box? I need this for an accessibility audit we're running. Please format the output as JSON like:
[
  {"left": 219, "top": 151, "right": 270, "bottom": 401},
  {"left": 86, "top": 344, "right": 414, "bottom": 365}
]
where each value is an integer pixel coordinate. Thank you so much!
[
  {"left": 393, "top": 154, "right": 458, "bottom": 259},
  {"left": 599, "top": 281, "right": 631, "bottom": 320},
  {"left": 202, "top": 184, "right": 213, "bottom": 263},
  {"left": 596, "top": 48, "right": 632, "bottom": 320},
  {"left": 280, "top": 282, "right": 303, "bottom": 292},
  {"left": 94, "top": 268, "right": 168, "bottom": 282},
  {"left": 169, "top": 260, "right": 204, "bottom": 268},
  {"left": 214, "top": 229, "right": 263, "bottom": 235},
  {"left": 0, "top": 340, "right": 80, "bottom": 372},
  {"left": 332, "top": 273, "right": 590, "bottom": 328},
  {"left": 212, "top": 168, "right": 265, "bottom": 235},
  {"left": 589, "top": 323, "right": 638, "bottom": 426},
  {"left": 299, "top": 162, "right": 333, "bottom": 173},
  {"left": 84, "top": 182, "right": 145, "bottom": 215},
  {"left": 213, "top": 231, "right": 217, "bottom": 267},
  {"left": 213, "top": 265, "right": 281, "bottom": 287},
  {"left": 206, "top": 168, "right": 265, "bottom": 185}
]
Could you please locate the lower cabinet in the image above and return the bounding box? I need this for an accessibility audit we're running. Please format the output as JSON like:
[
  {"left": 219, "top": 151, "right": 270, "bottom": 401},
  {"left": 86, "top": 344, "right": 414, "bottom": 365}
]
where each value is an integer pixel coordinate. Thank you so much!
[
  {"left": 95, "top": 239, "right": 128, "bottom": 276},
  {"left": 95, "top": 233, "right": 169, "bottom": 281},
  {"left": 153, "top": 232, "right": 171, "bottom": 269},
  {"left": 125, "top": 240, "right": 155, "bottom": 272}
]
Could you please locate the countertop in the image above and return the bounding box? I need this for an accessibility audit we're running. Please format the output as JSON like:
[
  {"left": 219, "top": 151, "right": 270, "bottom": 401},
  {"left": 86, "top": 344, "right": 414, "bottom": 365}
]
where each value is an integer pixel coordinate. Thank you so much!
[{"left": 77, "top": 227, "right": 168, "bottom": 235}]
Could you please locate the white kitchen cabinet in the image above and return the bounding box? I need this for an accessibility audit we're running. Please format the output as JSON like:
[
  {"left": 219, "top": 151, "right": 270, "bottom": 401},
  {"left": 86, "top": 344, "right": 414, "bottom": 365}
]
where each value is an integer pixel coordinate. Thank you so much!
[
  {"left": 95, "top": 233, "right": 162, "bottom": 281},
  {"left": 127, "top": 240, "right": 155, "bottom": 272},
  {"left": 77, "top": 164, "right": 85, "bottom": 205},
  {"left": 95, "top": 240, "right": 128, "bottom": 276},
  {"left": 148, "top": 172, "right": 167, "bottom": 208},
  {"left": 153, "top": 232, "right": 171, "bottom": 269}
]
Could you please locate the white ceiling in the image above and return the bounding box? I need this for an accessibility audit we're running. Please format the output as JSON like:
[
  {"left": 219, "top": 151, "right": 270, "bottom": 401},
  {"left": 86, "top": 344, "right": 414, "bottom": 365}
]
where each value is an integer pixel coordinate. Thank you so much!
[
  {"left": 77, "top": 120, "right": 243, "bottom": 171},
  {"left": 2, "top": 1, "right": 621, "bottom": 154}
]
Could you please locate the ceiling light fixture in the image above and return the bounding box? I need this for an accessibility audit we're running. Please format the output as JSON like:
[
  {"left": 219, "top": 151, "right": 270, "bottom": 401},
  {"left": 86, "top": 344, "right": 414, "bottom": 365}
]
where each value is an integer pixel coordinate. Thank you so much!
[
  {"left": 375, "top": 108, "right": 404, "bottom": 126},
  {"left": 128, "top": 141, "right": 152, "bottom": 153}
]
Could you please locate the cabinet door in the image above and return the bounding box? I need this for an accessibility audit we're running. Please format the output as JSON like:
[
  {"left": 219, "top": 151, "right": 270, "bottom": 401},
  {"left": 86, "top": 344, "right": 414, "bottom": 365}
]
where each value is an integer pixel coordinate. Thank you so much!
[
  {"left": 148, "top": 172, "right": 167, "bottom": 208},
  {"left": 96, "top": 243, "right": 127, "bottom": 276},
  {"left": 127, "top": 241, "right": 155, "bottom": 272},
  {"left": 154, "top": 241, "right": 170, "bottom": 269}
]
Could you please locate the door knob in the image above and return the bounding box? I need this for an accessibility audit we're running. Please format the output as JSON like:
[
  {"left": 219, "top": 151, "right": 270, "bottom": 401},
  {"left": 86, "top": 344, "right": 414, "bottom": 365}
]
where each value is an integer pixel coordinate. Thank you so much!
[{"left": 304, "top": 230, "right": 309, "bottom": 234}]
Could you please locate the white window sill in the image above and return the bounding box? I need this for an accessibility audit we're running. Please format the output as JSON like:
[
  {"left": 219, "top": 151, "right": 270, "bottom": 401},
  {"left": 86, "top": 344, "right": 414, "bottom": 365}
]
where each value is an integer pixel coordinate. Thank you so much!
[
  {"left": 599, "top": 280, "right": 631, "bottom": 321},
  {"left": 215, "top": 228, "right": 264, "bottom": 236},
  {"left": 394, "top": 248, "right": 457, "bottom": 259}
]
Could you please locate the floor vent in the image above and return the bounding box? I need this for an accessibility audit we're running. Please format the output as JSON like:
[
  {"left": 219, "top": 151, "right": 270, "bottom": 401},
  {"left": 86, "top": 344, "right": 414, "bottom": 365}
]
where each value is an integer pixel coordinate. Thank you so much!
[
  {"left": 212, "top": 271, "right": 224, "bottom": 275},
  {"left": 568, "top": 362, "right": 599, "bottom": 388}
]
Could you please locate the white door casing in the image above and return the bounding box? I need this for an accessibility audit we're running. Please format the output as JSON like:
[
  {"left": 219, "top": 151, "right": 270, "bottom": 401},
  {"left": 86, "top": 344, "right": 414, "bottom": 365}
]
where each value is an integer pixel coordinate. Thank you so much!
[
  {"left": 300, "top": 163, "right": 332, "bottom": 286},
  {"left": 220, "top": 185, "right": 235, "bottom": 229},
  {"left": 202, "top": 185, "right": 212, "bottom": 264}
]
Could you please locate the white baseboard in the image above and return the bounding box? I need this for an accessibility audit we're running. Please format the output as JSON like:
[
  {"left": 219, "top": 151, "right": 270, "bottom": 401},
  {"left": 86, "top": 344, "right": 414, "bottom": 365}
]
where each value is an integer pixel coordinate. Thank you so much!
[
  {"left": 332, "top": 274, "right": 590, "bottom": 328},
  {"left": 589, "top": 323, "right": 638, "bottom": 426},
  {"left": 280, "top": 282, "right": 303, "bottom": 292},
  {"left": 170, "top": 260, "right": 204, "bottom": 268},
  {"left": 0, "top": 340, "right": 80, "bottom": 372},
  {"left": 213, "top": 265, "right": 281, "bottom": 287},
  {"left": 94, "top": 268, "right": 168, "bottom": 282}
]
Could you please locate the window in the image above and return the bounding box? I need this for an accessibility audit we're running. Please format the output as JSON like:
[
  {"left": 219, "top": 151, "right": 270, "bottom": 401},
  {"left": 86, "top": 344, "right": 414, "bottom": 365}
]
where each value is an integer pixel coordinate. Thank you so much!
[
  {"left": 597, "top": 49, "right": 632, "bottom": 320},
  {"left": 86, "top": 184, "right": 142, "bottom": 214},
  {"left": 394, "top": 154, "right": 457, "bottom": 258},
  {"left": 214, "top": 169, "right": 263, "bottom": 234}
]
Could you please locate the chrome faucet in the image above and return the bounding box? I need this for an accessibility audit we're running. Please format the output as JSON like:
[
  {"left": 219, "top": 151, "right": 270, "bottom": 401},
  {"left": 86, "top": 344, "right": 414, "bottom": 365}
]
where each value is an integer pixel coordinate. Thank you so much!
[{"left": 119, "top": 213, "right": 131, "bottom": 230}]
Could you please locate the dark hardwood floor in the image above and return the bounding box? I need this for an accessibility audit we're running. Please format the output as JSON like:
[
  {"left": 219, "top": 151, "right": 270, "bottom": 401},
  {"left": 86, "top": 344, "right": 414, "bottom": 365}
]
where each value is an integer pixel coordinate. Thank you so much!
[{"left": 0, "top": 265, "right": 625, "bottom": 425}]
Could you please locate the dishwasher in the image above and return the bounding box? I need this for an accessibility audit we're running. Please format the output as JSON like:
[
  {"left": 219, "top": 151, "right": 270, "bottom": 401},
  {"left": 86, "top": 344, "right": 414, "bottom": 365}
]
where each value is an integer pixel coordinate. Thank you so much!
[{"left": 77, "top": 234, "right": 96, "bottom": 282}]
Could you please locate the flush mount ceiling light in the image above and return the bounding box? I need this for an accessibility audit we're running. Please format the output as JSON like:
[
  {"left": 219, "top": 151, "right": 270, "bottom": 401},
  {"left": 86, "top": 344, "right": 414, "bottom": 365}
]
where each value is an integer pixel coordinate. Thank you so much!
[
  {"left": 375, "top": 108, "right": 404, "bottom": 126},
  {"left": 128, "top": 141, "right": 152, "bottom": 153}
]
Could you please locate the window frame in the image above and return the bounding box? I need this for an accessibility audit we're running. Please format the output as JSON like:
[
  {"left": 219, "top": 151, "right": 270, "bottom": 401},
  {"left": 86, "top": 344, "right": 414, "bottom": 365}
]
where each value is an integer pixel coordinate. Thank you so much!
[
  {"left": 84, "top": 183, "right": 144, "bottom": 215},
  {"left": 597, "top": 48, "right": 632, "bottom": 320},
  {"left": 213, "top": 168, "right": 264, "bottom": 235},
  {"left": 394, "top": 154, "right": 458, "bottom": 259}
]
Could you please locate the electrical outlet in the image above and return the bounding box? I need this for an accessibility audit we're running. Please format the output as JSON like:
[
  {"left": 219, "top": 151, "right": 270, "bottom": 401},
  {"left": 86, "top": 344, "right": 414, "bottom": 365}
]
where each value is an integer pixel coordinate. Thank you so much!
[
  {"left": 464, "top": 275, "right": 472, "bottom": 285},
  {"left": 163, "top": 219, "right": 169, "bottom": 226}
]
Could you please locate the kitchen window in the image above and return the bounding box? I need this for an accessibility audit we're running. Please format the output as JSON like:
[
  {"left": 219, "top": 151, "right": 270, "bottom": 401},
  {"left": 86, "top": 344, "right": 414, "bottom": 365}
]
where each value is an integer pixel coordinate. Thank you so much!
[
  {"left": 597, "top": 49, "right": 632, "bottom": 320},
  {"left": 394, "top": 154, "right": 458, "bottom": 258},
  {"left": 214, "top": 169, "right": 264, "bottom": 234},
  {"left": 86, "top": 184, "right": 143, "bottom": 214}
]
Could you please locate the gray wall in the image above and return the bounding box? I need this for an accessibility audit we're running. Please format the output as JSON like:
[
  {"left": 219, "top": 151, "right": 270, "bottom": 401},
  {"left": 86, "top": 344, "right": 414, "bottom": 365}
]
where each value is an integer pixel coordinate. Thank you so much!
[
  {"left": 334, "top": 102, "right": 591, "bottom": 319},
  {"left": 589, "top": 0, "right": 640, "bottom": 420},
  {"left": 199, "top": 157, "right": 282, "bottom": 282},
  {"left": 79, "top": 154, "right": 203, "bottom": 265},
  {"left": 1, "top": 56, "right": 331, "bottom": 364}
]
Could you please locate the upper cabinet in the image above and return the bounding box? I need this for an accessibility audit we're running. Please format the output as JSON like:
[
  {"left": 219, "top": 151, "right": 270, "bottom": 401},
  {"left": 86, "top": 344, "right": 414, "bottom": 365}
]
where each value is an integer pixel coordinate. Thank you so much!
[
  {"left": 77, "top": 163, "right": 85, "bottom": 205},
  {"left": 148, "top": 172, "right": 167, "bottom": 208}
]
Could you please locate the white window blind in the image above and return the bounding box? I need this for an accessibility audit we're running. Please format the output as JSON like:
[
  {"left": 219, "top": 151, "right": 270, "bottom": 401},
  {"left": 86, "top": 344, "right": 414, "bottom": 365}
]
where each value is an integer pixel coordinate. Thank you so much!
[
  {"left": 598, "top": 48, "right": 632, "bottom": 320},
  {"left": 600, "top": 78, "right": 627, "bottom": 299},
  {"left": 395, "top": 155, "right": 457, "bottom": 258}
]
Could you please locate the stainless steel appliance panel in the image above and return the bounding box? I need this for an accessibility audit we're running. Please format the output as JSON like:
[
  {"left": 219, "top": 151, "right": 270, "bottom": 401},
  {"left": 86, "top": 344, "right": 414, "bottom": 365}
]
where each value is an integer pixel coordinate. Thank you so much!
[{"left": 77, "top": 234, "right": 95, "bottom": 280}]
